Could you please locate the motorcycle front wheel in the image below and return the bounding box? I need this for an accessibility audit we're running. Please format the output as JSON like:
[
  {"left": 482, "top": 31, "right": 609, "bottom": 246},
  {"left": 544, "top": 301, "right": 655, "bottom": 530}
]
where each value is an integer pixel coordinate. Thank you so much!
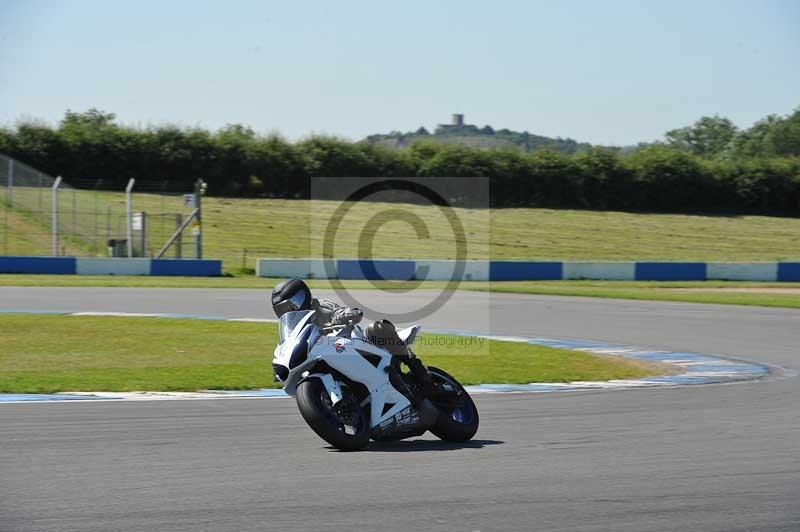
[
  {"left": 427, "top": 366, "right": 480, "bottom": 442},
  {"left": 296, "top": 378, "right": 370, "bottom": 451}
]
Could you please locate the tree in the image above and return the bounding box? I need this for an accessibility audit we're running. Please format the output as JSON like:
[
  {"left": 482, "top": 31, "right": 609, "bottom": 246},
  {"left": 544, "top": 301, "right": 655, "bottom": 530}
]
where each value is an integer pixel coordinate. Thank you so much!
[
  {"left": 727, "top": 109, "right": 800, "bottom": 158},
  {"left": 60, "top": 108, "right": 117, "bottom": 128},
  {"left": 727, "top": 114, "right": 781, "bottom": 158},
  {"left": 766, "top": 108, "right": 800, "bottom": 156},
  {"left": 665, "top": 115, "right": 738, "bottom": 157}
]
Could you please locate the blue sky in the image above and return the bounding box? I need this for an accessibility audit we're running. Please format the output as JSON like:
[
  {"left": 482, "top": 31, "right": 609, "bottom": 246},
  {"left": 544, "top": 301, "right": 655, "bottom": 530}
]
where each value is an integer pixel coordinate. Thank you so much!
[{"left": 1, "top": 0, "right": 798, "bottom": 145}]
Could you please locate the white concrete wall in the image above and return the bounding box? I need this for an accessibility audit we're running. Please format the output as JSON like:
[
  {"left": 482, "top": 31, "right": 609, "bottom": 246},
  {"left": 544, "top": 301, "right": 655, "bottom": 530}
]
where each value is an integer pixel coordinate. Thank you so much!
[
  {"left": 414, "top": 260, "right": 490, "bottom": 281},
  {"left": 706, "top": 262, "right": 778, "bottom": 281},
  {"left": 562, "top": 262, "right": 636, "bottom": 280},
  {"left": 75, "top": 258, "right": 151, "bottom": 275},
  {"left": 256, "top": 258, "right": 332, "bottom": 278}
]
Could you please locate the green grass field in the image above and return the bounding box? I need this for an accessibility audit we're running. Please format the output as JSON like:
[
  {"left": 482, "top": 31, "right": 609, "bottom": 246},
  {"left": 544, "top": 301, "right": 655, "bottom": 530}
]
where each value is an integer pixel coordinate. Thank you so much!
[
  {"left": 0, "top": 314, "right": 665, "bottom": 393},
  {"left": 0, "top": 198, "right": 87, "bottom": 257},
  {"left": 3, "top": 191, "right": 800, "bottom": 267}
]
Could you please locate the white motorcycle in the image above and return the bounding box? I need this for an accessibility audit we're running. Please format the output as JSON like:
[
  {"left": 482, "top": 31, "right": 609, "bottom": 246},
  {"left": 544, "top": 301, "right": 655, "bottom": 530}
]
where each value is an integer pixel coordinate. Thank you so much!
[{"left": 272, "top": 310, "right": 479, "bottom": 451}]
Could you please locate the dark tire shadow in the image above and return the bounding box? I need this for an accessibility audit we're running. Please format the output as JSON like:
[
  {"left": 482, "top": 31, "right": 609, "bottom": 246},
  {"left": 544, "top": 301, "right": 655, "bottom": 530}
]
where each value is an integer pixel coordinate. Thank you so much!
[{"left": 361, "top": 439, "right": 504, "bottom": 452}]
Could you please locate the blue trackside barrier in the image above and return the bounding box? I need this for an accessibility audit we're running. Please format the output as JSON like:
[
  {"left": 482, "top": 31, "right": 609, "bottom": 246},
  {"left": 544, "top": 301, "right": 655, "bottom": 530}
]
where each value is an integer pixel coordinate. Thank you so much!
[
  {"left": 0, "top": 256, "right": 77, "bottom": 274},
  {"left": 0, "top": 257, "right": 222, "bottom": 276},
  {"left": 255, "top": 259, "right": 800, "bottom": 282},
  {"left": 777, "top": 262, "right": 800, "bottom": 282},
  {"left": 635, "top": 262, "right": 706, "bottom": 281},
  {"left": 149, "top": 259, "right": 222, "bottom": 277},
  {"left": 336, "top": 259, "right": 416, "bottom": 280},
  {"left": 489, "top": 261, "right": 563, "bottom": 281}
]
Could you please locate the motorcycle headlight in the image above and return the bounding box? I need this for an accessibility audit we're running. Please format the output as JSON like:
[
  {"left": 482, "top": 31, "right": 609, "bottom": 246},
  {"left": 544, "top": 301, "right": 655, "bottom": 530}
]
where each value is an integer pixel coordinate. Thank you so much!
[{"left": 272, "top": 364, "right": 289, "bottom": 382}]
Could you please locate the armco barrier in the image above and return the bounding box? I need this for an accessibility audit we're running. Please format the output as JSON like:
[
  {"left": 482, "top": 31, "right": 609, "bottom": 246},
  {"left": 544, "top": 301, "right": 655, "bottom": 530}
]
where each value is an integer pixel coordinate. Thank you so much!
[
  {"left": 256, "top": 258, "right": 800, "bottom": 282},
  {"left": 0, "top": 256, "right": 222, "bottom": 276}
]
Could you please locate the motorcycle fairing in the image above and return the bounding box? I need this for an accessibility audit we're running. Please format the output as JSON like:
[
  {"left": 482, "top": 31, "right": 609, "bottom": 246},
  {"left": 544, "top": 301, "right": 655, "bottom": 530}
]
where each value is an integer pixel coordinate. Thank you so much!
[
  {"left": 308, "top": 336, "right": 412, "bottom": 428},
  {"left": 274, "top": 311, "right": 416, "bottom": 430}
]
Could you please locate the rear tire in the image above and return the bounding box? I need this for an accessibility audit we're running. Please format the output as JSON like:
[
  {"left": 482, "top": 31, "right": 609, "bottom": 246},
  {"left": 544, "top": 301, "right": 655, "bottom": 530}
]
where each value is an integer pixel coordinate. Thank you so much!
[
  {"left": 296, "top": 378, "right": 370, "bottom": 451},
  {"left": 427, "top": 366, "right": 479, "bottom": 442}
]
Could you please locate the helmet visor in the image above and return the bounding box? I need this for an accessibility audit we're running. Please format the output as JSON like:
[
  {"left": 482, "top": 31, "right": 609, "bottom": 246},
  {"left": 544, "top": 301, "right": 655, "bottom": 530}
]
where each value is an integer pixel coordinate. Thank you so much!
[{"left": 273, "top": 288, "right": 310, "bottom": 317}]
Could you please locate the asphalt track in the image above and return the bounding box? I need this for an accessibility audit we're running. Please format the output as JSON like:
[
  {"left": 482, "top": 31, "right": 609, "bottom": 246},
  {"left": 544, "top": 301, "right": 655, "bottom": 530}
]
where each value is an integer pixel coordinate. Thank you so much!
[{"left": 1, "top": 287, "right": 798, "bottom": 532}]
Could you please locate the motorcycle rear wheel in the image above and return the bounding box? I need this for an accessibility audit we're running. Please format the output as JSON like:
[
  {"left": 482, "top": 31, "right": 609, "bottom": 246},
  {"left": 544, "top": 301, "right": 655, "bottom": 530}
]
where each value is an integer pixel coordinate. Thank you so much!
[
  {"left": 296, "top": 378, "right": 370, "bottom": 451},
  {"left": 427, "top": 366, "right": 480, "bottom": 442}
]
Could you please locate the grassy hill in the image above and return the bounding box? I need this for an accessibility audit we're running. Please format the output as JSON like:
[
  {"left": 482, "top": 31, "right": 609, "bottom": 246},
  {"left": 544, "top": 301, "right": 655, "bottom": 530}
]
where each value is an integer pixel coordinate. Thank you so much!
[
  {"left": 5, "top": 191, "right": 799, "bottom": 271},
  {"left": 0, "top": 201, "right": 88, "bottom": 257},
  {"left": 366, "top": 123, "right": 594, "bottom": 153}
]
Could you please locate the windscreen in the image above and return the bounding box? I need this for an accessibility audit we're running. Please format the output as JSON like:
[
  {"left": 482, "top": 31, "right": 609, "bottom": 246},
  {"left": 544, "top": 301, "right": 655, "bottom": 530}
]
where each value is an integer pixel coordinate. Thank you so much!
[{"left": 278, "top": 310, "right": 314, "bottom": 344}]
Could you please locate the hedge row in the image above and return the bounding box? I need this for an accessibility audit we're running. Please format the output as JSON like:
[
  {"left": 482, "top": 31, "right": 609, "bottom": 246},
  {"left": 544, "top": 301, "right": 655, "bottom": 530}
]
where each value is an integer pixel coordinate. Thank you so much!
[{"left": 1, "top": 116, "right": 799, "bottom": 213}]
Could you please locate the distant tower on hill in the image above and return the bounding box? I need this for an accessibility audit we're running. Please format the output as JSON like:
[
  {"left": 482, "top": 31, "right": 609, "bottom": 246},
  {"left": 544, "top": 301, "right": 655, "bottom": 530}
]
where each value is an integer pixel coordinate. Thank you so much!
[{"left": 451, "top": 113, "right": 464, "bottom": 126}]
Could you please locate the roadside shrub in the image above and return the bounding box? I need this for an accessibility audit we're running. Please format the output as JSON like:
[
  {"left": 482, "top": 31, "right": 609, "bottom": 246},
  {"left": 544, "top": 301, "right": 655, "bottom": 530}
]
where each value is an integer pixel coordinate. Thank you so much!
[{"left": 3, "top": 110, "right": 799, "bottom": 214}]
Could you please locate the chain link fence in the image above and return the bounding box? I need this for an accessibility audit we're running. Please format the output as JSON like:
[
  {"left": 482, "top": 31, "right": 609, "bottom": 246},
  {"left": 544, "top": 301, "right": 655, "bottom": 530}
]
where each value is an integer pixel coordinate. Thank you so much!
[{"left": 0, "top": 154, "right": 198, "bottom": 258}]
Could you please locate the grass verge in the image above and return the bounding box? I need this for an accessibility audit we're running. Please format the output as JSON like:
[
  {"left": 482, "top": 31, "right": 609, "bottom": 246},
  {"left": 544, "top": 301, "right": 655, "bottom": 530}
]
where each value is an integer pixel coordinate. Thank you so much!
[
  {"left": 0, "top": 314, "right": 665, "bottom": 393},
  {"left": 1, "top": 275, "right": 800, "bottom": 309},
  {"left": 5, "top": 194, "right": 800, "bottom": 266},
  {"left": 482, "top": 280, "right": 800, "bottom": 309}
]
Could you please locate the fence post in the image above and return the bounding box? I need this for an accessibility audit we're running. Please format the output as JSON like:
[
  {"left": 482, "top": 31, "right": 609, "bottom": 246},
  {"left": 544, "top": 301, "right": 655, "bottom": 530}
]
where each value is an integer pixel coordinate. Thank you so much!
[
  {"left": 140, "top": 212, "right": 147, "bottom": 257},
  {"left": 72, "top": 188, "right": 77, "bottom": 238},
  {"left": 2, "top": 195, "right": 7, "bottom": 255},
  {"left": 38, "top": 174, "right": 43, "bottom": 211},
  {"left": 194, "top": 178, "right": 206, "bottom": 259},
  {"left": 7, "top": 158, "right": 13, "bottom": 207},
  {"left": 125, "top": 178, "right": 135, "bottom": 257},
  {"left": 105, "top": 205, "right": 111, "bottom": 252},
  {"left": 52, "top": 176, "right": 62, "bottom": 256},
  {"left": 175, "top": 214, "right": 183, "bottom": 258},
  {"left": 93, "top": 181, "right": 99, "bottom": 254}
]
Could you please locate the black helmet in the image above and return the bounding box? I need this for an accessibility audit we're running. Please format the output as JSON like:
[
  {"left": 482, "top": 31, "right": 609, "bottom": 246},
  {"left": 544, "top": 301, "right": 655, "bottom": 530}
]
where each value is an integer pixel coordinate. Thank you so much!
[{"left": 271, "top": 278, "right": 312, "bottom": 317}]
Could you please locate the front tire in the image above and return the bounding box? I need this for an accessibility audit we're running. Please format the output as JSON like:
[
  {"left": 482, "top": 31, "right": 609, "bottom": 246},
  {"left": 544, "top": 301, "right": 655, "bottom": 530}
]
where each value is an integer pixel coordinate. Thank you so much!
[
  {"left": 427, "top": 366, "right": 479, "bottom": 442},
  {"left": 296, "top": 378, "right": 370, "bottom": 451}
]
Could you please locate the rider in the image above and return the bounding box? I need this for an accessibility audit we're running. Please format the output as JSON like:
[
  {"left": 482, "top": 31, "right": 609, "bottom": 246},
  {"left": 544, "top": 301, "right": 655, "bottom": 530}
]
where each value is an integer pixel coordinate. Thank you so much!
[{"left": 271, "top": 278, "right": 435, "bottom": 399}]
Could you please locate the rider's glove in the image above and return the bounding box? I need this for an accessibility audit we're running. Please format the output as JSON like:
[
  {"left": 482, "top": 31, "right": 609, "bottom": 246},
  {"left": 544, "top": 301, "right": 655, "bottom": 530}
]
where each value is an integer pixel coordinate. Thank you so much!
[{"left": 330, "top": 307, "right": 363, "bottom": 326}]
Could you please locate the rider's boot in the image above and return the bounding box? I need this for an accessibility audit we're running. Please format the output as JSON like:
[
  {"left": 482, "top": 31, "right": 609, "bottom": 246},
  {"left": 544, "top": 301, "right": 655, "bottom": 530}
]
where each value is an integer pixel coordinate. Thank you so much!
[
  {"left": 405, "top": 355, "right": 436, "bottom": 399},
  {"left": 405, "top": 353, "right": 459, "bottom": 402},
  {"left": 385, "top": 363, "right": 415, "bottom": 403}
]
